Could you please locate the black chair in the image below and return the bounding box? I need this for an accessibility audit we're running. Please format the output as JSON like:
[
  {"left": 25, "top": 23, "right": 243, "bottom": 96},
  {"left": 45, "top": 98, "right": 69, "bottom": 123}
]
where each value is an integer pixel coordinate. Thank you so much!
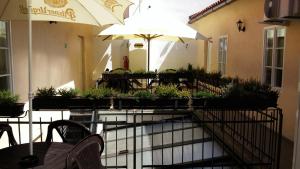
[
  {"left": 66, "top": 134, "right": 105, "bottom": 169},
  {"left": 0, "top": 123, "right": 18, "bottom": 146},
  {"left": 46, "top": 120, "right": 91, "bottom": 145}
]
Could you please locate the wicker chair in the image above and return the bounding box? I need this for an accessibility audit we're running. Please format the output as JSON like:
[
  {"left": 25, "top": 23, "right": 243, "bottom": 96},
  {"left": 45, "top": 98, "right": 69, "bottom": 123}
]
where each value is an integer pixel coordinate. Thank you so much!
[
  {"left": 66, "top": 134, "right": 105, "bottom": 169},
  {"left": 45, "top": 120, "right": 91, "bottom": 145},
  {"left": 0, "top": 123, "right": 18, "bottom": 146}
]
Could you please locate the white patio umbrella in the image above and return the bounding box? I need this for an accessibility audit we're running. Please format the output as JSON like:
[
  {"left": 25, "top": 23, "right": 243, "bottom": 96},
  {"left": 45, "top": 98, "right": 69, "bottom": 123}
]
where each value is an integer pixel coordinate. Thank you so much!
[
  {"left": 99, "top": 12, "right": 207, "bottom": 71},
  {"left": 0, "top": 0, "right": 131, "bottom": 158}
]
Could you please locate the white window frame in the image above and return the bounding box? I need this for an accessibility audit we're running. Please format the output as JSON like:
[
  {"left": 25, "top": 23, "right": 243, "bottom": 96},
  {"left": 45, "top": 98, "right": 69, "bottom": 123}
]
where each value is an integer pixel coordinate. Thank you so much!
[
  {"left": 262, "top": 26, "right": 286, "bottom": 88},
  {"left": 0, "top": 21, "right": 13, "bottom": 91},
  {"left": 218, "top": 35, "right": 228, "bottom": 75}
]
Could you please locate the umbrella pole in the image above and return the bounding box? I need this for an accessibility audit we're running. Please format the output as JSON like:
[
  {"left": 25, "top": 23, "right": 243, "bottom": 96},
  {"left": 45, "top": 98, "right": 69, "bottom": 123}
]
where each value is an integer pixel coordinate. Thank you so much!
[
  {"left": 27, "top": 0, "right": 33, "bottom": 155},
  {"left": 147, "top": 38, "right": 150, "bottom": 71}
]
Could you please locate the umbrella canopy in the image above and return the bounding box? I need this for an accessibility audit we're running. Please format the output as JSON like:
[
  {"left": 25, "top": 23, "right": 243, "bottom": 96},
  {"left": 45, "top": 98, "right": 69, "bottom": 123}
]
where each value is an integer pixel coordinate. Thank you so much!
[
  {"left": 0, "top": 0, "right": 131, "bottom": 158},
  {"left": 99, "top": 12, "right": 207, "bottom": 71},
  {"left": 0, "top": 0, "right": 131, "bottom": 25}
]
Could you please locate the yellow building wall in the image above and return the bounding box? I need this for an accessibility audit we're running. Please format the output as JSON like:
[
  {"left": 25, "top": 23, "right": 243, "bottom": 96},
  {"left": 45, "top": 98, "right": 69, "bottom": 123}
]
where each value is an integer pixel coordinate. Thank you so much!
[
  {"left": 191, "top": 0, "right": 300, "bottom": 141},
  {"left": 11, "top": 21, "right": 100, "bottom": 102}
]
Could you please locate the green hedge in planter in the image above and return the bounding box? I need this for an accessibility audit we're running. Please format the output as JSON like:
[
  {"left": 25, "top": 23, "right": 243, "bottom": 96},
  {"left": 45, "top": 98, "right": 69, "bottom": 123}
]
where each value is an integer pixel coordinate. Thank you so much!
[
  {"left": 0, "top": 90, "right": 24, "bottom": 117},
  {"left": 192, "top": 91, "right": 219, "bottom": 108},
  {"left": 131, "top": 70, "right": 157, "bottom": 79},
  {"left": 83, "top": 87, "right": 113, "bottom": 109},
  {"left": 155, "top": 85, "right": 190, "bottom": 109},
  {"left": 33, "top": 87, "right": 115, "bottom": 110},
  {"left": 217, "top": 79, "right": 279, "bottom": 109},
  {"left": 33, "top": 87, "right": 92, "bottom": 110},
  {"left": 114, "top": 86, "right": 191, "bottom": 109}
]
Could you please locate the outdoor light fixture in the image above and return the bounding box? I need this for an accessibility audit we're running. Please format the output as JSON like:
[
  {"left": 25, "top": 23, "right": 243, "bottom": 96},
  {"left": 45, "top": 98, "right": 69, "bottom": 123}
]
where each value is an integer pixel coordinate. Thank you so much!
[
  {"left": 49, "top": 21, "right": 57, "bottom": 24},
  {"left": 236, "top": 19, "right": 246, "bottom": 32}
]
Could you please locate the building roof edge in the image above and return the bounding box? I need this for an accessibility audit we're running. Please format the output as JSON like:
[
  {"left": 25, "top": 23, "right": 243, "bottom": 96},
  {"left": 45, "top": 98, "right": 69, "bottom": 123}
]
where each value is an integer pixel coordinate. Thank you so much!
[{"left": 189, "top": 0, "right": 236, "bottom": 24}]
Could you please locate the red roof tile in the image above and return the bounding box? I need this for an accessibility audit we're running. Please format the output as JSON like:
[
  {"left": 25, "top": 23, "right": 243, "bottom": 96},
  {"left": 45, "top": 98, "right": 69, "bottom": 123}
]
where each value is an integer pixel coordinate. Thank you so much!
[{"left": 189, "top": 0, "right": 234, "bottom": 24}]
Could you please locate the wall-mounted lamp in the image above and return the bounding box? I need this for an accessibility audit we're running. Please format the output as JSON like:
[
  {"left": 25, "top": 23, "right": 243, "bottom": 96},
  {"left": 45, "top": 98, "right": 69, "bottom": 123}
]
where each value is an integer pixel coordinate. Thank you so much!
[
  {"left": 49, "top": 21, "right": 57, "bottom": 24},
  {"left": 236, "top": 19, "right": 246, "bottom": 32}
]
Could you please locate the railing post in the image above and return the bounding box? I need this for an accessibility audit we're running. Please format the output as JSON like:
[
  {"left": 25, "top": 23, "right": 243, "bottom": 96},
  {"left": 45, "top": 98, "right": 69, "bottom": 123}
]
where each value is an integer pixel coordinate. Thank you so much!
[
  {"left": 133, "top": 113, "right": 136, "bottom": 169},
  {"left": 90, "top": 109, "right": 97, "bottom": 133},
  {"left": 276, "top": 109, "right": 283, "bottom": 169}
]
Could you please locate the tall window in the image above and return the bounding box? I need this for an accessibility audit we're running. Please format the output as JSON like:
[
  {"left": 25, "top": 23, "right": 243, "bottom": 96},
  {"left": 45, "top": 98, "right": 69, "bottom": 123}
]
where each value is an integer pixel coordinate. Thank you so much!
[
  {"left": 263, "top": 27, "right": 285, "bottom": 87},
  {"left": 218, "top": 36, "right": 228, "bottom": 75},
  {"left": 0, "top": 21, "right": 12, "bottom": 91}
]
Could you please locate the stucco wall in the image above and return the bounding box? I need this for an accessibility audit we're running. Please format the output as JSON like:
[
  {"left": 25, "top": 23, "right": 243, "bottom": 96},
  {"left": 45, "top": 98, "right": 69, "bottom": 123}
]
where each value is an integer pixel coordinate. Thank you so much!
[
  {"left": 11, "top": 21, "right": 97, "bottom": 102},
  {"left": 191, "top": 0, "right": 300, "bottom": 140}
]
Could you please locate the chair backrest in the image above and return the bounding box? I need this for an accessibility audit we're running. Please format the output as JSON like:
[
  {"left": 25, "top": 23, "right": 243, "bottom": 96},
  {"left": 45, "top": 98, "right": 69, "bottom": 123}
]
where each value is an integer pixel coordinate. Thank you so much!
[
  {"left": 0, "top": 123, "right": 17, "bottom": 146},
  {"left": 46, "top": 120, "right": 91, "bottom": 145},
  {"left": 66, "top": 134, "right": 105, "bottom": 169}
]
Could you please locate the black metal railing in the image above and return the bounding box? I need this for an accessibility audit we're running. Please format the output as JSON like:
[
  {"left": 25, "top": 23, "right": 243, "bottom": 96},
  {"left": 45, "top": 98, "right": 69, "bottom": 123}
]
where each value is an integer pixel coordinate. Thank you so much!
[
  {"left": 97, "top": 73, "right": 227, "bottom": 95},
  {"left": 0, "top": 107, "right": 282, "bottom": 169}
]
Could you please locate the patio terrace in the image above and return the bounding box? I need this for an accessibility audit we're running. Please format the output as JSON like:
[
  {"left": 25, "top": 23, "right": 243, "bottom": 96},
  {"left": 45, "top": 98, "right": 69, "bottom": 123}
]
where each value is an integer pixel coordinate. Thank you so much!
[{"left": 1, "top": 106, "right": 282, "bottom": 169}]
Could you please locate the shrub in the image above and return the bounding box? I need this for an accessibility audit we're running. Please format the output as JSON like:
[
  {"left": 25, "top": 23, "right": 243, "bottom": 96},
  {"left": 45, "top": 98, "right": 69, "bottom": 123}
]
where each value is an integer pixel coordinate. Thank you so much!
[
  {"left": 178, "top": 90, "right": 191, "bottom": 99},
  {"left": 57, "top": 88, "right": 79, "bottom": 98},
  {"left": 83, "top": 87, "right": 113, "bottom": 99},
  {"left": 194, "top": 91, "right": 217, "bottom": 98},
  {"left": 155, "top": 85, "right": 180, "bottom": 98},
  {"left": 223, "top": 79, "right": 279, "bottom": 101},
  {"left": 111, "top": 68, "right": 131, "bottom": 74},
  {"left": 133, "top": 90, "right": 153, "bottom": 99},
  {"left": 36, "top": 87, "right": 56, "bottom": 97},
  {"left": 116, "top": 92, "right": 133, "bottom": 98},
  {"left": 0, "top": 90, "right": 19, "bottom": 105}
]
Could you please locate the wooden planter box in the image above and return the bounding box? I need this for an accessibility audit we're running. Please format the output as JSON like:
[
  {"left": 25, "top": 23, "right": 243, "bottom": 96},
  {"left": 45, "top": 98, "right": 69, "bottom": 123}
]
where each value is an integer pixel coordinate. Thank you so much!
[
  {"left": 192, "top": 97, "right": 277, "bottom": 110},
  {"left": 93, "top": 98, "right": 112, "bottom": 109},
  {"left": 191, "top": 98, "right": 206, "bottom": 108},
  {"left": 33, "top": 97, "right": 112, "bottom": 110},
  {"left": 102, "top": 73, "right": 129, "bottom": 80},
  {"left": 0, "top": 103, "right": 25, "bottom": 117},
  {"left": 129, "top": 73, "right": 157, "bottom": 79},
  {"left": 113, "top": 97, "right": 189, "bottom": 109}
]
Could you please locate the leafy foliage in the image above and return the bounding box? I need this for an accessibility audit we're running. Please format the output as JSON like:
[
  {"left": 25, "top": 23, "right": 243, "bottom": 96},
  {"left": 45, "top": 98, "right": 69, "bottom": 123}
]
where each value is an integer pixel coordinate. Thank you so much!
[
  {"left": 133, "top": 90, "right": 153, "bottom": 99},
  {"left": 83, "top": 87, "right": 114, "bottom": 99},
  {"left": 110, "top": 68, "right": 131, "bottom": 74},
  {"left": 57, "top": 88, "right": 79, "bottom": 98},
  {"left": 178, "top": 90, "right": 191, "bottom": 99},
  {"left": 36, "top": 87, "right": 56, "bottom": 97},
  {"left": 194, "top": 91, "right": 217, "bottom": 98},
  {"left": 0, "top": 90, "right": 19, "bottom": 105},
  {"left": 223, "top": 79, "right": 279, "bottom": 101}
]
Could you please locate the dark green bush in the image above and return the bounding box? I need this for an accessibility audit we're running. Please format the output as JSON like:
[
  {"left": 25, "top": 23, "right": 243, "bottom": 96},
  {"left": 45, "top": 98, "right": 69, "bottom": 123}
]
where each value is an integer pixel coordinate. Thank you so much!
[
  {"left": 0, "top": 90, "right": 19, "bottom": 105},
  {"left": 194, "top": 91, "right": 217, "bottom": 98},
  {"left": 83, "top": 87, "right": 113, "bottom": 99},
  {"left": 133, "top": 90, "right": 153, "bottom": 99},
  {"left": 178, "top": 90, "right": 191, "bottom": 99},
  {"left": 155, "top": 85, "right": 179, "bottom": 98},
  {"left": 36, "top": 87, "right": 56, "bottom": 97},
  {"left": 57, "top": 88, "right": 79, "bottom": 98}
]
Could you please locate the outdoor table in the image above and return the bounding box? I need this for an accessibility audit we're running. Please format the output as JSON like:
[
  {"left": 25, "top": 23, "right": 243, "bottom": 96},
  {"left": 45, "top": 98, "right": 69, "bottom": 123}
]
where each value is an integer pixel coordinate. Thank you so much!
[{"left": 0, "top": 142, "right": 74, "bottom": 169}]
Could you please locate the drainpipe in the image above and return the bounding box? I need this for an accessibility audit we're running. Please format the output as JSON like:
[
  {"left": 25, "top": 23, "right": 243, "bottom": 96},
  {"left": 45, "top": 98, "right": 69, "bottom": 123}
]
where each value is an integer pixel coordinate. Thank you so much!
[{"left": 293, "top": 67, "right": 300, "bottom": 169}]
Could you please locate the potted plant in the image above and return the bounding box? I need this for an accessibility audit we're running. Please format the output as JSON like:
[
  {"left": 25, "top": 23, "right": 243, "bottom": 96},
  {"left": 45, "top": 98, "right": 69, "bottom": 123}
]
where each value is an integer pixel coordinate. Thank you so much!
[
  {"left": 102, "top": 68, "right": 134, "bottom": 93},
  {"left": 56, "top": 88, "right": 93, "bottom": 109},
  {"left": 155, "top": 85, "right": 190, "bottom": 109},
  {"left": 33, "top": 86, "right": 61, "bottom": 110},
  {"left": 218, "top": 79, "right": 279, "bottom": 109},
  {"left": 113, "top": 90, "right": 155, "bottom": 109},
  {"left": 0, "top": 90, "right": 24, "bottom": 117},
  {"left": 83, "top": 87, "right": 113, "bottom": 109},
  {"left": 102, "top": 68, "right": 131, "bottom": 80},
  {"left": 192, "top": 91, "right": 219, "bottom": 108},
  {"left": 131, "top": 70, "right": 157, "bottom": 79},
  {"left": 158, "top": 69, "right": 180, "bottom": 85}
]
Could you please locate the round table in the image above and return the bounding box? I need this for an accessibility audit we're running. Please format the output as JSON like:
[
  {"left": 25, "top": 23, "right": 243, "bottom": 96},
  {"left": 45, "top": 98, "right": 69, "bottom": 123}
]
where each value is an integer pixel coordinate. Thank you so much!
[{"left": 0, "top": 142, "right": 74, "bottom": 169}]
